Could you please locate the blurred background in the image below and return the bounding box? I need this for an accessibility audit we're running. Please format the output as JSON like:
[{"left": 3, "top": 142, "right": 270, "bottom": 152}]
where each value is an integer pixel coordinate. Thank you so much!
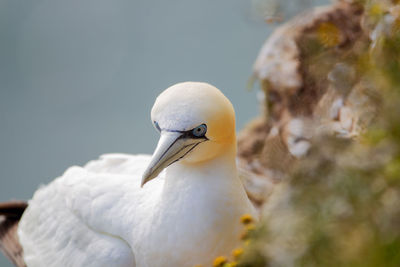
[{"left": 0, "top": 0, "right": 328, "bottom": 266}]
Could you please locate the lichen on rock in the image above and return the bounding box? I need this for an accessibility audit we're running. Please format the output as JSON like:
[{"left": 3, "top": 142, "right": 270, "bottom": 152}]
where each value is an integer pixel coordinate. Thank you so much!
[{"left": 240, "top": 1, "right": 375, "bottom": 207}]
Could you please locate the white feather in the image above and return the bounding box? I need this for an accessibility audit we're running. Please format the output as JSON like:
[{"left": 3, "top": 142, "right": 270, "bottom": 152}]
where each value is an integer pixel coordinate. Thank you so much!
[
  {"left": 17, "top": 82, "right": 257, "bottom": 267},
  {"left": 18, "top": 152, "right": 255, "bottom": 267}
]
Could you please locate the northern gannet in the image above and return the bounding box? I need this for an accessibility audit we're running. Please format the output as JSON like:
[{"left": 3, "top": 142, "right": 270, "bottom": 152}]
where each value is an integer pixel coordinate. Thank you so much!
[{"left": 0, "top": 82, "right": 256, "bottom": 267}]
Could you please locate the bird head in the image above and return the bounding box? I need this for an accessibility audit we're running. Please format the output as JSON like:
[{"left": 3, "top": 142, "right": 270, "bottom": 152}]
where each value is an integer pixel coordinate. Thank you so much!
[{"left": 141, "top": 82, "right": 236, "bottom": 187}]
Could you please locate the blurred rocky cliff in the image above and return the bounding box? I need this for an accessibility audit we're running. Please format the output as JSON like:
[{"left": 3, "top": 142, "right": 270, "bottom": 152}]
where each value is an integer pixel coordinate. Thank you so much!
[{"left": 237, "top": 0, "right": 400, "bottom": 266}]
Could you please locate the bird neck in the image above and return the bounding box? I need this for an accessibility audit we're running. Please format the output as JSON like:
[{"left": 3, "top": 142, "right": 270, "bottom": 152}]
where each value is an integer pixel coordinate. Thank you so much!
[
  {"left": 161, "top": 143, "right": 240, "bottom": 195},
  {"left": 145, "top": 143, "right": 253, "bottom": 267}
]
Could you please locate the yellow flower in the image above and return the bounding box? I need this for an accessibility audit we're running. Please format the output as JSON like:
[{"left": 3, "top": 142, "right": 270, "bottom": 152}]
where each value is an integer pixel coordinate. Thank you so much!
[
  {"left": 246, "top": 224, "right": 256, "bottom": 231},
  {"left": 317, "top": 22, "right": 341, "bottom": 47},
  {"left": 232, "top": 248, "right": 243, "bottom": 260},
  {"left": 241, "top": 223, "right": 256, "bottom": 240},
  {"left": 213, "top": 256, "right": 228, "bottom": 267},
  {"left": 240, "top": 214, "right": 253, "bottom": 225},
  {"left": 369, "top": 3, "right": 384, "bottom": 17}
]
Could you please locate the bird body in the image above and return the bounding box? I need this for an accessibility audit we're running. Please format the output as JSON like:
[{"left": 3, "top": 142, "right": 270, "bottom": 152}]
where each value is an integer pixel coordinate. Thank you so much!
[{"left": 6, "top": 82, "right": 256, "bottom": 267}]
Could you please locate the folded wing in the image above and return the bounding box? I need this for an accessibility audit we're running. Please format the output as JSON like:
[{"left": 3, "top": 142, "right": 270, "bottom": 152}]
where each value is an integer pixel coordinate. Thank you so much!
[{"left": 17, "top": 154, "right": 157, "bottom": 267}]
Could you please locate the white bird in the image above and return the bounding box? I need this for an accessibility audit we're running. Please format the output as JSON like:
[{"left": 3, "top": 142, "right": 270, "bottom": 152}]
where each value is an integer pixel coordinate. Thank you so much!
[{"left": 0, "top": 82, "right": 256, "bottom": 267}]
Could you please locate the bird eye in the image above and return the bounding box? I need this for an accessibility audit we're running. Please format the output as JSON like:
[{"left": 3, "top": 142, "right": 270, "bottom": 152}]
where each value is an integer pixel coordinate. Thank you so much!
[
  {"left": 192, "top": 124, "right": 207, "bottom": 137},
  {"left": 154, "top": 121, "right": 161, "bottom": 132}
]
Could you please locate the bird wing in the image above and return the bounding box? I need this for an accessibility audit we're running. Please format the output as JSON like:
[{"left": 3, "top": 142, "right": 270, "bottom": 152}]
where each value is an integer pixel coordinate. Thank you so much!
[
  {"left": 0, "top": 201, "right": 27, "bottom": 267},
  {"left": 18, "top": 154, "right": 158, "bottom": 267}
]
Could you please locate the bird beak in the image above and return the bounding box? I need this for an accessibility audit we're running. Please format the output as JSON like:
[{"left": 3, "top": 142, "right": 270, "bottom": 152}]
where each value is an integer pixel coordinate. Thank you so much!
[{"left": 141, "top": 131, "right": 201, "bottom": 187}]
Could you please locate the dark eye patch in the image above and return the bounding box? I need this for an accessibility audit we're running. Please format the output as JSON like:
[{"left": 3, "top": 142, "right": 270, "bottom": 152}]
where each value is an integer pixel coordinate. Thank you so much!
[
  {"left": 158, "top": 123, "right": 209, "bottom": 140},
  {"left": 153, "top": 121, "right": 161, "bottom": 132}
]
